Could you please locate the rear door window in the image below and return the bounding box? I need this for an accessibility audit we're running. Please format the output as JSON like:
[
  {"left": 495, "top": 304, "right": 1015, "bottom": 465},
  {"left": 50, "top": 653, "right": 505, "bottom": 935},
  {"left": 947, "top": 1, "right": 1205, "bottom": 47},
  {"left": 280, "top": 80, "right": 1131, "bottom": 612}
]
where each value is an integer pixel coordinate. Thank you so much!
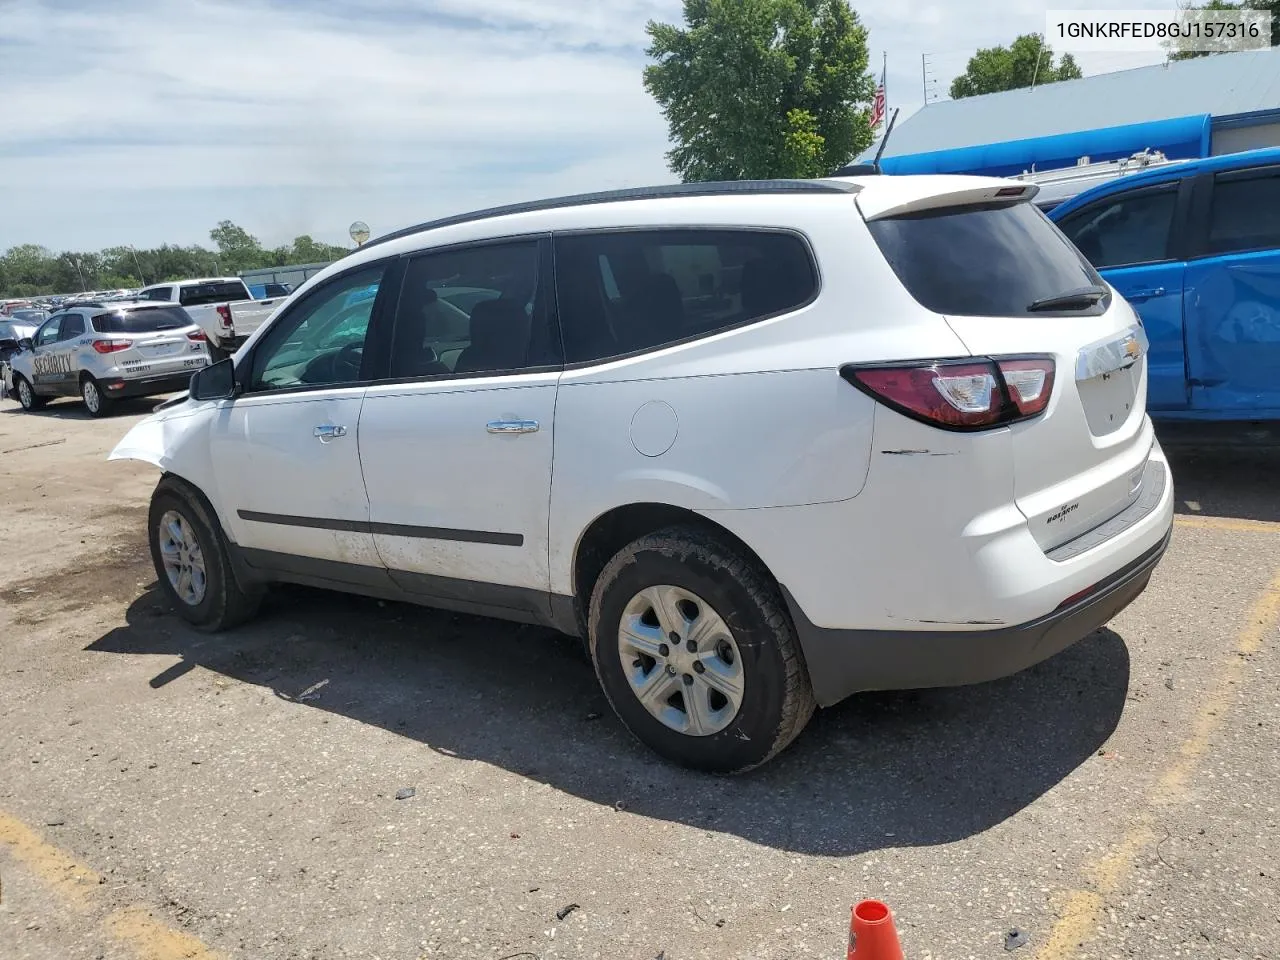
[
  {"left": 60, "top": 314, "right": 86, "bottom": 339},
  {"left": 555, "top": 229, "right": 817, "bottom": 363},
  {"left": 1206, "top": 168, "right": 1280, "bottom": 255},
  {"left": 93, "top": 306, "right": 191, "bottom": 333},
  {"left": 868, "top": 200, "right": 1107, "bottom": 317},
  {"left": 178, "top": 281, "right": 251, "bottom": 307},
  {"left": 1055, "top": 187, "right": 1178, "bottom": 270}
]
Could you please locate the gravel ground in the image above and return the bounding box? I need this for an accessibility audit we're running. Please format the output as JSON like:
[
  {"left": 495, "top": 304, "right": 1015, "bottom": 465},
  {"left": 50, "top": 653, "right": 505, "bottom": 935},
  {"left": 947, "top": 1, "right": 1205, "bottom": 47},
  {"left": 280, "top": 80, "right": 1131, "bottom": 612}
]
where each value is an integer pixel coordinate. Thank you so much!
[{"left": 1, "top": 395, "right": 1277, "bottom": 960}]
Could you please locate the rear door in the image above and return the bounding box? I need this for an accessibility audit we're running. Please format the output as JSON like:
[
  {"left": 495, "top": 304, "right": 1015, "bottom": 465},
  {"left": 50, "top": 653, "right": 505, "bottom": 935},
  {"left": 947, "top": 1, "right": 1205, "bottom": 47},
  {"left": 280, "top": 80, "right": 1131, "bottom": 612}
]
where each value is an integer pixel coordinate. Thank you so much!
[
  {"left": 357, "top": 238, "right": 560, "bottom": 618},
  {"left": 864, "top": 195, "right": 1155, "bottom": 553},
  {"left": 52, "top": 312, "right": 88, "bottom": 394},
  {"left": 1182, "top": 164, "right": 1280, "bottom": 415},
  {"left": 1054, "top": 179, "right": 1190, "bottom": 411}
]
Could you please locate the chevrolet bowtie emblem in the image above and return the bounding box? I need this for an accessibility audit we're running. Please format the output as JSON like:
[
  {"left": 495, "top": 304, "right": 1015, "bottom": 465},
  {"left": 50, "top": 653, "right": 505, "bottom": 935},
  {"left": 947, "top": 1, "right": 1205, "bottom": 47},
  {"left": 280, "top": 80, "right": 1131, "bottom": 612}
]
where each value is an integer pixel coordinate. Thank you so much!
[{"left": 1124, "top": 337, "right": 1141, "bottom": 360}]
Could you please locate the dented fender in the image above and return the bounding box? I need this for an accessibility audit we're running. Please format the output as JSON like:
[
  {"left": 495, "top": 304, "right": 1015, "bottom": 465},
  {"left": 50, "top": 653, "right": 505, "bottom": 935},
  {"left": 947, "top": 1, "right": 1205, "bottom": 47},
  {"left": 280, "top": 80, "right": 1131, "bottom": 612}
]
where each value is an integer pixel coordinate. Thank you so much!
[{"left": 108, "top": 398, "right": 225, "bottom": 509}]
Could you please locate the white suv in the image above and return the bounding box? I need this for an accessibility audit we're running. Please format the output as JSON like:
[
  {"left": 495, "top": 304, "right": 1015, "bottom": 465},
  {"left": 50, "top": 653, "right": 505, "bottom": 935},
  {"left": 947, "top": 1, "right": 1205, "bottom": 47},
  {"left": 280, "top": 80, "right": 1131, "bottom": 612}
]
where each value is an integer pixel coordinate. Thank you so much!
[{"left": 111, "top": 177, "right": 1174, "bottom": 772}]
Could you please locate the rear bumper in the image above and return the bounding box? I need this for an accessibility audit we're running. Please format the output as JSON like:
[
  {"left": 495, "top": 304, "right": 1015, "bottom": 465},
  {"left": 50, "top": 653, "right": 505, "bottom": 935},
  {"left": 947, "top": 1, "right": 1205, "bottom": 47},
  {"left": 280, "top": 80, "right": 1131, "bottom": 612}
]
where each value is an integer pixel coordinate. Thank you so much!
[
  {"left": 104, "top": 372, "right": 196, "bottom": 399},
  {"left": 782, "top": 527, "right": 1170, "bottom": 705}
]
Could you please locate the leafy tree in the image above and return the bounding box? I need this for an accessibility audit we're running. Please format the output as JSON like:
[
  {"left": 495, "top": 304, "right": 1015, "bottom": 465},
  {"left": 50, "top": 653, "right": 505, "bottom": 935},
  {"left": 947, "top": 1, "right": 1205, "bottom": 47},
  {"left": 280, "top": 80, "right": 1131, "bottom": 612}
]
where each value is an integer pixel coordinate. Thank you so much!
[
  {"left": 644, "top": 0, "right": 876, "bottom": 181},
  {"left": 0, "top": 223, "right": 352, "bottom": 297},
  {"left": 1168, "top": 1, "right": 1279, "bottom": 60},
  {"left": 950, "top": 34, "right": 1082, "bottom": 99}
]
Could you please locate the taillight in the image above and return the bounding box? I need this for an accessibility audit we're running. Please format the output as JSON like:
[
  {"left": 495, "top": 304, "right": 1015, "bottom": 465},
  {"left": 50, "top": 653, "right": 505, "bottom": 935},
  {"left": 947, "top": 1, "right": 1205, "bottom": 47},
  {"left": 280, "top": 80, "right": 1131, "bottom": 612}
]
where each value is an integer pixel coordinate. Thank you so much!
[
  {"left": 187, "top": 330, "right": 207, "bottom": 342},
  {"left": 92, "top": 339, "right": 131, "bottom": 354},
  {"left": 215, "top": 304, "right": 232, "bottom": 328},
  {"left": 842, "top": 356, "right": 1055, "bottom": 431}
]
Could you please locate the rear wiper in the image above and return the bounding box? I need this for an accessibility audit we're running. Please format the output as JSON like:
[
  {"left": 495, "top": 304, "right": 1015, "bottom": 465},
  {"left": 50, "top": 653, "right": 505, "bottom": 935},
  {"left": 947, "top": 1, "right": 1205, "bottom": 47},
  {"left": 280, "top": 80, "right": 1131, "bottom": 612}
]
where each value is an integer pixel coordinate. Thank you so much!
[{"left": 1027, "top": 285, "right": 1109, "bottom": 312}]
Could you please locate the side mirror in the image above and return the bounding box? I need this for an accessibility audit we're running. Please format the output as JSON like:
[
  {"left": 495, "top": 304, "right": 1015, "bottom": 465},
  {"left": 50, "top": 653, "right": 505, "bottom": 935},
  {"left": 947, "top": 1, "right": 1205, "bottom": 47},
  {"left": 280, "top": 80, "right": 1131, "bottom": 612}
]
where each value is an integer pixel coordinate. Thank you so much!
[
  {"left": 190, "top": 357, "right": 237, "bottom": 401},
  {"left": 18, "top": 338, "right": 34, "bottom": 352}
]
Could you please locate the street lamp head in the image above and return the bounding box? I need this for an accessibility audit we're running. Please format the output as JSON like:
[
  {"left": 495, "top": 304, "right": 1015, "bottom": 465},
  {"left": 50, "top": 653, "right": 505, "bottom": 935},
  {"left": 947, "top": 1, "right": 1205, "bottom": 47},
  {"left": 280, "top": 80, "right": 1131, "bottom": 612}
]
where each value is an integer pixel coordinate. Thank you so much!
[{"left": 349, "top": 221, "right": 371, "bottom": 246}]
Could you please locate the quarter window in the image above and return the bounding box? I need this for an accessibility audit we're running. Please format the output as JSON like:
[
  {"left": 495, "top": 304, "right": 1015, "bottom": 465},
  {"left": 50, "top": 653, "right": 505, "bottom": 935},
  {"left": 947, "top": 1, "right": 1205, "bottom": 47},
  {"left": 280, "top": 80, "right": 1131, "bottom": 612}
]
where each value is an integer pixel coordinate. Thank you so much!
[
  {"left": 388, "top": 240, "right": 550, "bottom": 379},
  {"left": 249, "top": 265, "right": 386, "bottom": 392},
  {"left": 1207, "top": 170, "right": 1280, "bottom": 255},
  {"left": 1057, "top": 189, "right": 1177, "bottom": 270},
  {"left": 554, "top": 229, "right": 817, "bottom": 363}
]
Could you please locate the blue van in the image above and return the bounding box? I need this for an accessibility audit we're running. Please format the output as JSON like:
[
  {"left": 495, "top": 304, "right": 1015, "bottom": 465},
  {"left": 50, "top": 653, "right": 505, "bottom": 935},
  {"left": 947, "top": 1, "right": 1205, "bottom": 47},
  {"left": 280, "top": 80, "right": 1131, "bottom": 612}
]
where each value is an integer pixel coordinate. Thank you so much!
[{"left": 1050, "top": 147, "right": 1280, "bottom": 421}]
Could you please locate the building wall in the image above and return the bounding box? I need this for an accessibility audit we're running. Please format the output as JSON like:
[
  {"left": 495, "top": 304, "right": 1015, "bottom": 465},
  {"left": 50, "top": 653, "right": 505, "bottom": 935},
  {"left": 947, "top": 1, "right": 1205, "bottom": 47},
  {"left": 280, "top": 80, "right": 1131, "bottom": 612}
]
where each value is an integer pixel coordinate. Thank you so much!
[{"left": 1212, "top": 121, "right": 1280, "bottom": 156}]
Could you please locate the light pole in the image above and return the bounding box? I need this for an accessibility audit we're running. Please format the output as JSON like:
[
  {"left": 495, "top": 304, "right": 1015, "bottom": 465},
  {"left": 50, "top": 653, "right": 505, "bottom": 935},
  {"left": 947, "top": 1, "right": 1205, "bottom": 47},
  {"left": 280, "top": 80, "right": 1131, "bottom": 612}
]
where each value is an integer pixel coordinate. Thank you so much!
[
  {"left": 128, "top": 245, "right": 147, "bottom": 286},
  {"left": 349, "top": 221, "right": 371, "bottom": 247},
  {"left": 66, "top": 256, "right": 86, "bottom": 292}
]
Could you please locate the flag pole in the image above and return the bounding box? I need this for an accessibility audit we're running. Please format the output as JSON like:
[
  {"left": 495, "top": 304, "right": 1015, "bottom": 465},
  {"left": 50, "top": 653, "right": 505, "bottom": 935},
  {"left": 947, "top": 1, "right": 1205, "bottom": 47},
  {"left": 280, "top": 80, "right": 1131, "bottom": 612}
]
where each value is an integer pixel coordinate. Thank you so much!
[{"left": 882, "top": 51, "right": 888, "bottom": 120}]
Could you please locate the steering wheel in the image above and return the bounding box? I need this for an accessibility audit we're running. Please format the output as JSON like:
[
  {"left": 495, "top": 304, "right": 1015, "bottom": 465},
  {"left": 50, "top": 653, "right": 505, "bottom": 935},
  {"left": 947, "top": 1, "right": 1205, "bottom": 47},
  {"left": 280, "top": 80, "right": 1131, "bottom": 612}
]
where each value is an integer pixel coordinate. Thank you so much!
[{"left": 333, "top": 341, "right": 364, "bottom": 380}]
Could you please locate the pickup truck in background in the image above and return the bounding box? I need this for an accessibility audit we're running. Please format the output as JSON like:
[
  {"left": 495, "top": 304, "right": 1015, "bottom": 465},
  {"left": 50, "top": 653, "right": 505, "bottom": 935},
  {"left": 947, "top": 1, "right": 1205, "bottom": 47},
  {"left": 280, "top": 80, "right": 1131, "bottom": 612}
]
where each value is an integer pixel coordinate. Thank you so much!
[
  {"left": 1051, "top": 146, "right": 1280, "bottom": 422},
  {"left": 136, "top": 277, "right": 287, "bottom": 361}
]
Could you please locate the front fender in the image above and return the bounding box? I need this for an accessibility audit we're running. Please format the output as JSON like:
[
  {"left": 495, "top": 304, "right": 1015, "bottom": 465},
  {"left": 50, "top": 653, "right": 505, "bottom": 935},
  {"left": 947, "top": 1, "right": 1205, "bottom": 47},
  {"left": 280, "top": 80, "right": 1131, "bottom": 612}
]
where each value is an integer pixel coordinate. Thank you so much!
[{"left": 108, "top": 401, "right": 222, "bottom": 507}]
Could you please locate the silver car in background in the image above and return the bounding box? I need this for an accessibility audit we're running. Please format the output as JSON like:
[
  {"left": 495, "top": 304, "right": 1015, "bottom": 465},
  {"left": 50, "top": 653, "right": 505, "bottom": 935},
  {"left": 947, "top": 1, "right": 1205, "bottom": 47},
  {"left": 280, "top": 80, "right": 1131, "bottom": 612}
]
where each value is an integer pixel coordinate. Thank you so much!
[{"left": 8, "top": 302, "right": 209, "bottom": 417}]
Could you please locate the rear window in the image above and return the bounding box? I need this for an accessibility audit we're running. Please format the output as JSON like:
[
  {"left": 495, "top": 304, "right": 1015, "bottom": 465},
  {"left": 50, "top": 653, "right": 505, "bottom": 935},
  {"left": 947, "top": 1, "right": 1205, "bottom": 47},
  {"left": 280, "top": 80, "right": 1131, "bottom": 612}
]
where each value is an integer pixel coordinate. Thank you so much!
[
  {"left": 92, "top": 306, "right": 191, "bottom": 333},
  {"left": 867, "top": 201, "right": 1106, "bottom": 317},
  {"left": 178, "top": 281, "right": 251, "bottom": 307}
]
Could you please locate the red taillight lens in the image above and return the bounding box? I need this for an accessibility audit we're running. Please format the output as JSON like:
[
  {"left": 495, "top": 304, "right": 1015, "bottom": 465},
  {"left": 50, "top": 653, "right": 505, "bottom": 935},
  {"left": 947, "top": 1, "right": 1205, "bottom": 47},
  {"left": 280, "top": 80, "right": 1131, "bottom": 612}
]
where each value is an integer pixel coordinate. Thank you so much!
[
  {"left": 187, "top": 330, "right": 207, "bottom": 342},
  {"left": 92, "top": 339, "right": 131, "bottom": 354},
  {"left": 215, "top": 304, "right": 232, "bottom": 328},
  {"left": 842, "top": 356, "right": 1055, "bottom": 431}
]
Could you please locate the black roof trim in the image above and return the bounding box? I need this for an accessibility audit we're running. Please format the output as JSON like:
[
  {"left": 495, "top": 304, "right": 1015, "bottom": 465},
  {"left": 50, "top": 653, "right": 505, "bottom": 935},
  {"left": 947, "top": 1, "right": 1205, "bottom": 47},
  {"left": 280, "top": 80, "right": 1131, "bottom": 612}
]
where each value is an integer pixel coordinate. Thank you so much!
[
  {"left": 831, "top": 163, "right": 880, "bottom": 177},
  {"left": 354, "top": 179, "right": 858, "bottom": 255}
]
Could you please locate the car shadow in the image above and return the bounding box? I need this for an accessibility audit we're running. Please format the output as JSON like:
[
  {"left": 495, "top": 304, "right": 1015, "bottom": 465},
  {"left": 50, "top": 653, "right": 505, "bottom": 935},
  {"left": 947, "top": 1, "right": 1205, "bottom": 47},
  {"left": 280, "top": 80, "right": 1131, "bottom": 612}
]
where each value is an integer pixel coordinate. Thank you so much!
[
  {"left": 1159, "top": 424, "right": 1280, "bottom": 525},
  {"left": 87, "top": 581, "right": 1129, "bottom": 857}
]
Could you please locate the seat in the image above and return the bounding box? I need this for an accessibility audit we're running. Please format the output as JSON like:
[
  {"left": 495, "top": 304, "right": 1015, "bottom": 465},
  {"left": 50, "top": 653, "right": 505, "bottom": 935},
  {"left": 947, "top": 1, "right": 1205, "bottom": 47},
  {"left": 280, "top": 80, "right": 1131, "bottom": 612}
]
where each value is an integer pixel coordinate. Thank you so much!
[
  {"left": 453, "top": 299, "right": 532, "bottom": 373},
  {"left": 391, "top": 287, "right": 451, "bottom": 378},
  {"left": 617, "top": 272, "right": 686, "bottom": 351}
]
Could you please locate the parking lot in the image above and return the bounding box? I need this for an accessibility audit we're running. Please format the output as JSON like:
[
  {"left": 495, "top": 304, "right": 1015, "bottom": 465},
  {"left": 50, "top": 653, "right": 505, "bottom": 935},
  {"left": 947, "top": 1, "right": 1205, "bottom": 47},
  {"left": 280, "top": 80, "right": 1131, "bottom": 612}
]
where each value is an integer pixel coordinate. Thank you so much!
[{"left": 1, "top": 397, "right": 1277, "bottom": 960}]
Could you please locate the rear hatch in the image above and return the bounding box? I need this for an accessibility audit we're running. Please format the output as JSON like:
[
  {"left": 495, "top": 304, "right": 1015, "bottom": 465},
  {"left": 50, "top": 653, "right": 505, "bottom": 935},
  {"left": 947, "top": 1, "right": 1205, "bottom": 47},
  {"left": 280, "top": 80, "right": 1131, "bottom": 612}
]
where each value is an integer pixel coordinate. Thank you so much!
[
  {"left": 93, "top": 305, "right": 208, "bottom": 375},
  {"left": 859, "top": 180, "right": 1154, "bottom": 553}
]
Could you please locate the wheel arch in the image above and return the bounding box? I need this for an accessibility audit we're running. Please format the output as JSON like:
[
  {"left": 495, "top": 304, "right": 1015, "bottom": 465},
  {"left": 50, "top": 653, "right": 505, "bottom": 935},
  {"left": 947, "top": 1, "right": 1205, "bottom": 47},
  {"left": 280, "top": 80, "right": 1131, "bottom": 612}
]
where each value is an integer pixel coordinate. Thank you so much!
[{"left": 570, "top": 502, "right": 783, "bottom": 634}]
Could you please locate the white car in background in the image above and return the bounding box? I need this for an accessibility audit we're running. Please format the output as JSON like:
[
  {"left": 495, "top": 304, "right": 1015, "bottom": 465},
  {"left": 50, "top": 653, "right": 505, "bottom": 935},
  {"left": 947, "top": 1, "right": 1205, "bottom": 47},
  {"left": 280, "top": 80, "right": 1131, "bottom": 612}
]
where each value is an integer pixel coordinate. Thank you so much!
[
  {"left": 10, "top": 301, "right": 208, "bottom": 416},
  {"left": 110, "top": 176, "right": 1174, "bottom": 771},
  {"left": 137, "top": 277, "right": 286, "bottom": 361}
]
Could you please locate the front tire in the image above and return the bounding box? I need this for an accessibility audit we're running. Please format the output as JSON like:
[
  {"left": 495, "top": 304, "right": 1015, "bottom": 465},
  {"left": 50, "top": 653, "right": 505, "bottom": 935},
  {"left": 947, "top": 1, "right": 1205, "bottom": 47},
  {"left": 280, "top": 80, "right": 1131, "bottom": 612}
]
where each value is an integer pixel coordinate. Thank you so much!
[
  {"left": 81, "top": 375, "right": 112, "bottom": 418},
  {"left": 148, "top": 476, "right": 263, "bottom": 631},
  {"left": 14, "top": 376, "right": 46, "bottom": 411},
  {"left": 589, "top": 526, "right": 815, "bottom": 773}
]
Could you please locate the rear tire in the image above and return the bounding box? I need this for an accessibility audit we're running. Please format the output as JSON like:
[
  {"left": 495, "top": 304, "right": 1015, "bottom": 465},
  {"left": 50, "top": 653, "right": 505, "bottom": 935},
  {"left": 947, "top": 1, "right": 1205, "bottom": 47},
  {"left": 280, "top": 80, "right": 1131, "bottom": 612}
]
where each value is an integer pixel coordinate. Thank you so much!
[
  {"left": 148, "top": 475, "right": 263, "bottom": 631},
  {"left": 81, "top": 375, "right": 113, "bottom": 418},
  {"left": 14, "top": 376, "right": 46, "bottom": 411},
  {"left": 588, "top": 526, "right": 815, "bottom": 773},
  {"left": 207, "top": 343, "right": 232, "bottom": 363}
]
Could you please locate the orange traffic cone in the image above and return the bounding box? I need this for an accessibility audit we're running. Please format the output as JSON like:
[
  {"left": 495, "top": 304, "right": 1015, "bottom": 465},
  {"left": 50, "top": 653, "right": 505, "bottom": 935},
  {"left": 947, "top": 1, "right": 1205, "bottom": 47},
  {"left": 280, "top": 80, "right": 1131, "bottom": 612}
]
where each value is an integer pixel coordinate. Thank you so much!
[{"left": 846, "top": 899, "right": 904, "bottom": 960}]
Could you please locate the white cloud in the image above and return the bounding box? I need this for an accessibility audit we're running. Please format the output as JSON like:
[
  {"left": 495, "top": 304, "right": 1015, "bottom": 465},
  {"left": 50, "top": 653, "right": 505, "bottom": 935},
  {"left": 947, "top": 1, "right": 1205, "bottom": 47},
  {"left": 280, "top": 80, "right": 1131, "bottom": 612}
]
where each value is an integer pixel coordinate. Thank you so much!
[{"left": 0, "top": 0, "right": 1180, "bottom": 252}]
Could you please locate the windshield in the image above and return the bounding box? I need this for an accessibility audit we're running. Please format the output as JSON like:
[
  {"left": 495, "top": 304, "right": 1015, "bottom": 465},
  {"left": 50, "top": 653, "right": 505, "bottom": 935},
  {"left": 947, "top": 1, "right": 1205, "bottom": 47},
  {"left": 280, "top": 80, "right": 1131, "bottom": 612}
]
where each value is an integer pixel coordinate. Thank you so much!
[
  {"left": 93, "top": 306, "right": 192, "bottom": 333},
  {"left": 866, "top": 201, "right": 1108, "bottom": 317}
]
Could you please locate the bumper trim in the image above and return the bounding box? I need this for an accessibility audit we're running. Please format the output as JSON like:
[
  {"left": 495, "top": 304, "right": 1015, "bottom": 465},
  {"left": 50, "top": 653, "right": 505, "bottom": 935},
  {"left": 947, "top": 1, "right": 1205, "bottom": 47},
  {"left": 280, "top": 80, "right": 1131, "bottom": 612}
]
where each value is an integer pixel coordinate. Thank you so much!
[
  {"left": 108, "top": 372, "right": 199, "bottom": 399},
  {"left": 783, "top": 526, "right": 1172, "bottom": 707}
]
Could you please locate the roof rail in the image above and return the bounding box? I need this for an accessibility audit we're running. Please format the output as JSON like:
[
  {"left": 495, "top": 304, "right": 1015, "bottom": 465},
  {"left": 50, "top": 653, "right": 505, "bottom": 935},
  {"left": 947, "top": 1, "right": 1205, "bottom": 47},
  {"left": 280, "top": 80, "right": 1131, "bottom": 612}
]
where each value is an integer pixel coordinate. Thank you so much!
[{"left": 354, "top": 179, "right": 858, "bottom": 255}]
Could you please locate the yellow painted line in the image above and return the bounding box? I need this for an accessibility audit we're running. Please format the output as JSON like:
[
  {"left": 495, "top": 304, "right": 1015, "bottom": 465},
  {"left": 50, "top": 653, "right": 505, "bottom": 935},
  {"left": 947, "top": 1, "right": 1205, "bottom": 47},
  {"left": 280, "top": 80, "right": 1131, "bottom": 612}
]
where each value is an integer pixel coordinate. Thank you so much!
[
  {"left": 0, "top": 812, "right": 103, "bottom": 908},
  {"left": 0, "top": 810, "right": 223, "bottom": 960},
  {"left": 1174, "top": 514, "right": 1280, "bottom": 533},
  {"left": 106, "top": 905, "right": 223, "bottom": 960},
  {"left": 1032, "top": 567, "right": 1280, "bottom": 960}
]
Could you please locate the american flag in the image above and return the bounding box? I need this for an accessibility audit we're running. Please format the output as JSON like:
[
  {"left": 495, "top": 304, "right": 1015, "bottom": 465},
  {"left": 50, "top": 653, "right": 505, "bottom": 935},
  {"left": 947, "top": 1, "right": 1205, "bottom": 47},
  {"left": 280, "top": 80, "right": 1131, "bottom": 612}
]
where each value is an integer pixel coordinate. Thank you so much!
[{"left": 870, "top": 68, "right": 886, "bottom": 130}]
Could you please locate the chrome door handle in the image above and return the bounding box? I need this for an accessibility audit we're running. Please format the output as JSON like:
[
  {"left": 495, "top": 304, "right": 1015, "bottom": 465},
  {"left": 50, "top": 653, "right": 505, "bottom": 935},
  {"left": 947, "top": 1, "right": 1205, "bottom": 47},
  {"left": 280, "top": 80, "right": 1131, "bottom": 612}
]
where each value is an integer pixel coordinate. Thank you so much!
[
  {"left": 313, "top": 424, "right": 347, "bottom": 442},
  {"left": 486, "top": 419, "right": 540, "bottom": 435}
]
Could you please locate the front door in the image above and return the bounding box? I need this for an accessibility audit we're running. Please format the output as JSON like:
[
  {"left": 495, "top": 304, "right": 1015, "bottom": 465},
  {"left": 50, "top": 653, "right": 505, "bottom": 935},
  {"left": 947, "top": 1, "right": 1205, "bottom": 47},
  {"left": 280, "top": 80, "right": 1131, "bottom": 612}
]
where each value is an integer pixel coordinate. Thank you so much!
[
  {"left": 357, "top": 238, "right": 560, "bottom": 622},
  {"left": 209, "top": 262, "right": 395, "bottom": 573},
  {"left": 29, "top": 315, "right": 66, "bottom": 394},
  {"left": 1056, "top": 179, "right": 1189, "bottom": 411},
  {"left": 1183, "top": 165, "right": 1280, "bottom": 416}
]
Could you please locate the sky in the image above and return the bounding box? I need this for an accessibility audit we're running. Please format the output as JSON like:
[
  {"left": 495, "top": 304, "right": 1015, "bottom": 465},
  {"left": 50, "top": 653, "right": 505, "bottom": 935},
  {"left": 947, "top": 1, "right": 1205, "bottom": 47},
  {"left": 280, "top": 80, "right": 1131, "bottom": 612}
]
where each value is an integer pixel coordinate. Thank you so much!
[{"left": 0, "top": 0, "right": 1179, "bottom": 252}]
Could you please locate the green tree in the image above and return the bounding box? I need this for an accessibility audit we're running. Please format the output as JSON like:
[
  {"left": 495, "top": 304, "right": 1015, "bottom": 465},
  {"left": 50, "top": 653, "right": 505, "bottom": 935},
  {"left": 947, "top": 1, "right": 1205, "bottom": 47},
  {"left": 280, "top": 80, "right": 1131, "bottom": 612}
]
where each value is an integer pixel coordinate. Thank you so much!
[
  {"left": 950, "top": 33, "right": 1082, "bottom": 99},
  {"left": 1168, "top": 1, "right": 1279, "bottom": 60},
  {"left": 644, "top": 0, "right": 876, "bottom": 181},
  {"left": 209, "top": 220, "right": 269, "bottom": 274}
]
